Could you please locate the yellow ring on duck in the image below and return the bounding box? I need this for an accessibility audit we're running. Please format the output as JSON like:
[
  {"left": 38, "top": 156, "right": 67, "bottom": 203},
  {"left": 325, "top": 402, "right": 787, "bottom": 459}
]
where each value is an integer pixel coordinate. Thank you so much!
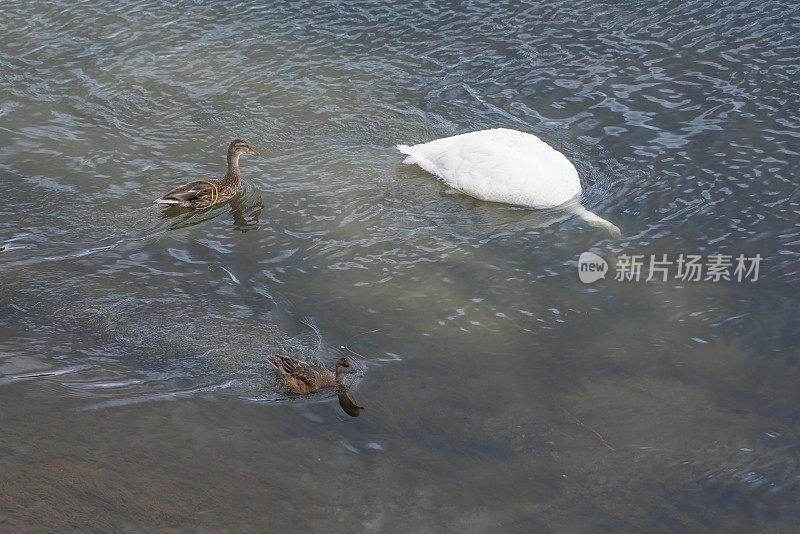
[{"left": 176, "top": 179, "right": 219, "bottom": 208}]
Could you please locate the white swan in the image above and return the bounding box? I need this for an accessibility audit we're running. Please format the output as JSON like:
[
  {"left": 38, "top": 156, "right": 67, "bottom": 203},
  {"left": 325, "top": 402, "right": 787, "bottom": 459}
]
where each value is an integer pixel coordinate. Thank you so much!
[{"left": 397, "top": 128, "right": 620, "bottom": 238}]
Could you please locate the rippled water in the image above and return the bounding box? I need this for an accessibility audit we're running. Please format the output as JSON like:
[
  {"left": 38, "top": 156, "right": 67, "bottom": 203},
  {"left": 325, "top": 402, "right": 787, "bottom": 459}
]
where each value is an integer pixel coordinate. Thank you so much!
[{"left": 1, "top": 0, "right": 799, "bottom": 530}]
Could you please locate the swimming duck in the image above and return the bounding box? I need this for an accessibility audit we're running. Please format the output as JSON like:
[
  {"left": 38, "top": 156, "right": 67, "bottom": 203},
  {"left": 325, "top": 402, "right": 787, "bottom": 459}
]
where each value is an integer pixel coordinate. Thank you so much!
[
  {"left": 154, "top": 139, "right": 259, "bottom": 209},
  {"left": 397, "top": 128, "right": 620, "bottom": 237},
  {"left": 266, "top": 355, "right": 358, "bottom": 394}
]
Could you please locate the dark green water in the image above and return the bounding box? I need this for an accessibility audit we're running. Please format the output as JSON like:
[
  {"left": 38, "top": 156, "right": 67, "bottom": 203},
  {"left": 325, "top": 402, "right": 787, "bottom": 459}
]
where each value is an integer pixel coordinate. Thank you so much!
[{"left": 1, "top": 0, "right": 799, "bottom": 531}]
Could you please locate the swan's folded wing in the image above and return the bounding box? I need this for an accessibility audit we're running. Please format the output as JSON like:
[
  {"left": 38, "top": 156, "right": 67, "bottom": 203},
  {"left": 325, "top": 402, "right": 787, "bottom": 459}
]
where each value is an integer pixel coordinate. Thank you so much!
[{"left": 397, "top": 129, "right": 581, "bottom": 208}]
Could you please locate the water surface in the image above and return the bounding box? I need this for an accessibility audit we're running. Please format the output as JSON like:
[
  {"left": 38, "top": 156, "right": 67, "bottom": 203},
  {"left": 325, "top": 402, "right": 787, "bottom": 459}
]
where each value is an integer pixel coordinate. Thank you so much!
[{"left": 1, "top": 0, "right": 799, "bottom": 531}]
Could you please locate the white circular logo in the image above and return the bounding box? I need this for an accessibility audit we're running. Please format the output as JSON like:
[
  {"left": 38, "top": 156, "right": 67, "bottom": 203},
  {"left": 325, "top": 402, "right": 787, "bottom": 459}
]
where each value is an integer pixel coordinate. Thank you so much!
[{"left": 578, "top": 252, "right": 608, "bottom": 283}]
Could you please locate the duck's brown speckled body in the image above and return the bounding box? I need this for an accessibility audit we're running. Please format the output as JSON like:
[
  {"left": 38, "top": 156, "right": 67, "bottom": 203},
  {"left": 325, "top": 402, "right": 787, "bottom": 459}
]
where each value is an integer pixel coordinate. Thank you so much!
[
  {"left": 266, "top": 355, "right": 358, "bottom": 394},
  {"left": 154, "top": 139, "right": 258, "bottom": 209}
]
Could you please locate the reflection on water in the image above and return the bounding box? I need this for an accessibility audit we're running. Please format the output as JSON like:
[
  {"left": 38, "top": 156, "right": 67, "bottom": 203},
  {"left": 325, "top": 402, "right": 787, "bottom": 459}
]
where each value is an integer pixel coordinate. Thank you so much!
[
  {"left": 338, "top": 390, "right": 366, "bottom": 418},
  {"left": 157, "top": 189, "right": 265, "bottom": 233},
  {"left": 1, "top": 0, "right": 799, "bottom": 531}
]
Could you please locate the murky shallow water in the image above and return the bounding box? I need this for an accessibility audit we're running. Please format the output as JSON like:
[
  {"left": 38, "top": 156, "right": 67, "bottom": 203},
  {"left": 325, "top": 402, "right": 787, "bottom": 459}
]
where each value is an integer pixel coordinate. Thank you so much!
[{"left": 1, "top": 0, "right": 799, "bottom": 530}]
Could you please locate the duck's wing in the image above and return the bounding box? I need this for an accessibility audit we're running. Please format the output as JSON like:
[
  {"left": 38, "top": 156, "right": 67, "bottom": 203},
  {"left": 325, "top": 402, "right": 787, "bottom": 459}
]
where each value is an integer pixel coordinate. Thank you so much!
[
  {"left": 155, "top": 180, "right": 218, "bottom": 205},
  {"left": 266, "top": 354, "right": 325, "bottom": 392}
]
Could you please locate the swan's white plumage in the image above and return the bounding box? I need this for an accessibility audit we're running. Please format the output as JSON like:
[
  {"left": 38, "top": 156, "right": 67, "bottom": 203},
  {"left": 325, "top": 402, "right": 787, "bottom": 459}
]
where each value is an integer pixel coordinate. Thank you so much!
[
  {"left": 396, "top": 128, "right": 580, "bottom": 208},
  {"left": 397, "top": 128, "right": 620, "bottom": 237}
]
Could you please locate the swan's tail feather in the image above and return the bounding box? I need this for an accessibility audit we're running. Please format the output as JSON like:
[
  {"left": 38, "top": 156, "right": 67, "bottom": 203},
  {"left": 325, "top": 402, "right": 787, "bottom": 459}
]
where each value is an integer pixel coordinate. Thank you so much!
[
  {"left": 396, "top": 144, "right": 443, "bottom": 175},
  {"left": 396, "top": 144, "right": 417, "bottom": 164},
  {"left": 573, "top": 205, "right": 621, "bottom": 239}
]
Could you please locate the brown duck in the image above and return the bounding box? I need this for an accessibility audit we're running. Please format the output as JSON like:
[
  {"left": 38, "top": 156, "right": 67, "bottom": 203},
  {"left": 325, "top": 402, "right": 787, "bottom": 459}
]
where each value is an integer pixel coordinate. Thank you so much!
[
  {"left": 154, "top": 139, "right": 259, "bottom": 209},
  {"left": 266, "top": 355, "right": 358, "bottom": 394}
]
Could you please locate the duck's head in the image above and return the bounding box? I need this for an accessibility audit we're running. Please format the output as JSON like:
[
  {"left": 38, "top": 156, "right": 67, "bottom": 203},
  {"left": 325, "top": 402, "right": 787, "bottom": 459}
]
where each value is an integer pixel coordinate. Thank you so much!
[
  {"left": 335, "top": 357, "right": 358, "bottom": 383},
  {"left": 228, "top": 139, "right": 259, "bottom": 157}
]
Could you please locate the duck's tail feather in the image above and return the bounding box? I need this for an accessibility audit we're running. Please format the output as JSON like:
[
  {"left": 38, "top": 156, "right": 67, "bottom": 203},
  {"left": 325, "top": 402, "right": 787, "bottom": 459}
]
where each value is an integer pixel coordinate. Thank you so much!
[
  {"left": 153, "top": 198, "right": 181, "bottom": 205},
  {"left": 265, "top": 354, "right": 281, "bottom": 368},
  {"left": 572, "top": 204, "right": 621, "bottom": 239}
]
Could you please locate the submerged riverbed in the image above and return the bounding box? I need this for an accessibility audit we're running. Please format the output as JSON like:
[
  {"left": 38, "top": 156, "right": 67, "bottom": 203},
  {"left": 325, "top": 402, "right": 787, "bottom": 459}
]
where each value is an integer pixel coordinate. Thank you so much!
[{"left": 1, "top": 0, "right": 799, "bottom": 531}]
